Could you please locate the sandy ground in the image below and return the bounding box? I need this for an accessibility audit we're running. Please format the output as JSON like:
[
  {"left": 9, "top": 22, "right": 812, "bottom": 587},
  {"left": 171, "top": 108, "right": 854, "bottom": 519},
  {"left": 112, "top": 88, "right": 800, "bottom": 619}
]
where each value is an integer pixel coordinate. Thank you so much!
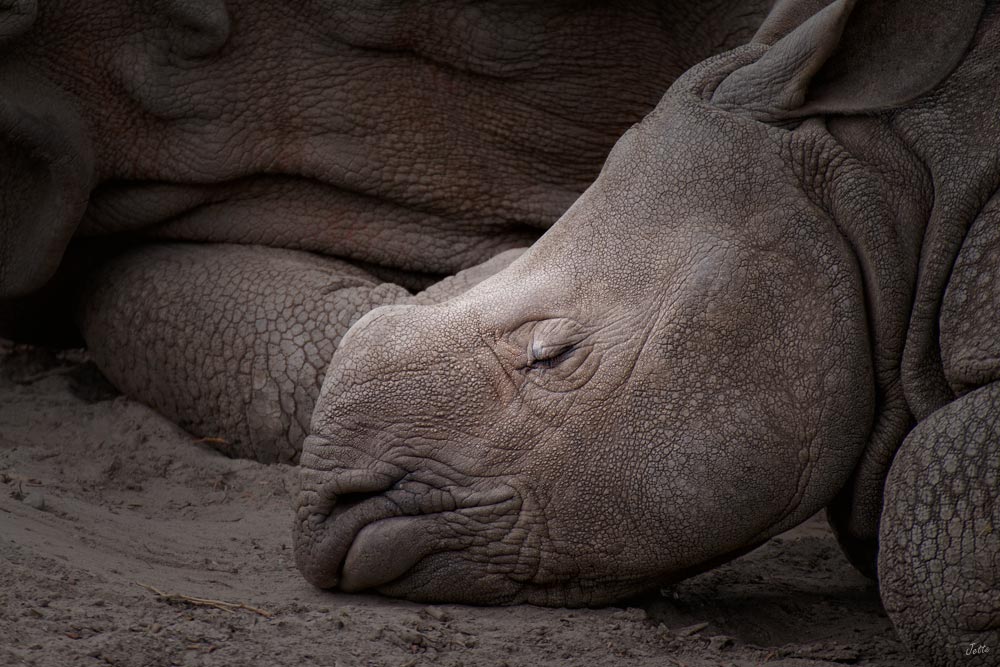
[{"left": 0, "top": 340, "right": 915, "bottom": 667}]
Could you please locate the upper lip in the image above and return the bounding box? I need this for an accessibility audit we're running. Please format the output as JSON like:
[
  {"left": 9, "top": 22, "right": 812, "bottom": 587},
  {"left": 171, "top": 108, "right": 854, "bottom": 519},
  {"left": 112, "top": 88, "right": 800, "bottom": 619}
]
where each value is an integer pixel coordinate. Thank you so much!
[
  {"left": 296, "top": 489, "right": 400, "bottom": 589},
  {"left": 293, "top": 451, "right": 403, "bottom": 589},
  {"left": 294, "top": 451, "right": 521, "bottom": 590}
]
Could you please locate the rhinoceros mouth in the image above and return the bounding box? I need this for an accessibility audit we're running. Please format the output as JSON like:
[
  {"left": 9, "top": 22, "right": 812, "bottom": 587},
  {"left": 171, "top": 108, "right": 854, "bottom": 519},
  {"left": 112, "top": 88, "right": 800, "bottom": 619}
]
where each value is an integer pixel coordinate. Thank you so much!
[
  {"left": 294, "top": 460, "right": 521, "bottom": 594},
  {"left": 295, "top": 488, "right": 399, "bottom": 590}
]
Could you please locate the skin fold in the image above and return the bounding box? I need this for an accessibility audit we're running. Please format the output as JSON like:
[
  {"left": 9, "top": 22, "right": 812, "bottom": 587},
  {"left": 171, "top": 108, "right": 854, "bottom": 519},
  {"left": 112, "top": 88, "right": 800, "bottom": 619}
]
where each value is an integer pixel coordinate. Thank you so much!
[
  {"left": 2, "top": 2, "right": 997, "bottom": 667},
  {"left": 0, "top": 0, "right": 772, "bottom": 298}
]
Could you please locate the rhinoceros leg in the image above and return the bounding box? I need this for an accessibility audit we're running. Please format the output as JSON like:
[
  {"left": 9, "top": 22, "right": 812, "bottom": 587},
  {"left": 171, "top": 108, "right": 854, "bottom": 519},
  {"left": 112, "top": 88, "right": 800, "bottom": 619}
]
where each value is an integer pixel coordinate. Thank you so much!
[
  {"left": 878, "top": 382, "right": 1000, "bottom": 666},
  {"left": 76, "top": 243, "right": 412, "bottom": 463},
  {"left": 76, "top": 242, "right": 523, "bottom": 463}
]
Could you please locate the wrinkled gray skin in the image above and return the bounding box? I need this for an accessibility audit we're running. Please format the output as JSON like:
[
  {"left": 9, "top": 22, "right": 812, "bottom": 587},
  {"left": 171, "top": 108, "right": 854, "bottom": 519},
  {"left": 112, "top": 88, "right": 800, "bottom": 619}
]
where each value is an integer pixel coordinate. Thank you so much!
[
  {"left": 3, "top": 2, "right": 998, "bottom": 667},
  {"left": 0, "top": 0, "right": 771, "bottom": 458},
  {"left": 293, "top": 2, "right": 999, "bottom": 666}
]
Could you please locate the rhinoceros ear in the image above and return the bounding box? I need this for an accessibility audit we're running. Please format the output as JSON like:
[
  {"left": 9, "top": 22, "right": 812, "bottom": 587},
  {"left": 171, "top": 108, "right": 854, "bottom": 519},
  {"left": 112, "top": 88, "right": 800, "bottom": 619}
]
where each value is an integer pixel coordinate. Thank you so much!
[
  {"left": 750, "top": 0, "right": 840, "bottom": 46},
  {"left": 712, "top": 0, "right": 986, "bottom": 120},
  {"left": 0, "top": 65, "right": 94, "bottom": 298}
]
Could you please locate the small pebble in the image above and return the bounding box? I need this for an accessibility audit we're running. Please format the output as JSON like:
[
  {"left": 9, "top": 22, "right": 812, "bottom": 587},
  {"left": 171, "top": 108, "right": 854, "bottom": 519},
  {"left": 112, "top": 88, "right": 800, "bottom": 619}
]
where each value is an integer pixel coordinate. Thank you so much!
[
  {"left": 23, "top": 492, "right": 45, "bottom": 511},
  {"left": 611, "top": 608, "right": 646, "bottom": 621},
  {"left": 423, "top": 606, "right": 450, "bottom": 623},
  {"left": 708, "top": 635, "right": 734, "bottom": 651},
  {"left": 395, "top": 628, "right": 423, "bottom": 645}
]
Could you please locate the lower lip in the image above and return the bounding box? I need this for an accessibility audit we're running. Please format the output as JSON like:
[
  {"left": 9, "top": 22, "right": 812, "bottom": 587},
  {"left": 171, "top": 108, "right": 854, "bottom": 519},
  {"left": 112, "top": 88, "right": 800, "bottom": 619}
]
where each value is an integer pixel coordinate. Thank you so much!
[{"left": 339, "top": 515, "right": 442, "bottom": 592}]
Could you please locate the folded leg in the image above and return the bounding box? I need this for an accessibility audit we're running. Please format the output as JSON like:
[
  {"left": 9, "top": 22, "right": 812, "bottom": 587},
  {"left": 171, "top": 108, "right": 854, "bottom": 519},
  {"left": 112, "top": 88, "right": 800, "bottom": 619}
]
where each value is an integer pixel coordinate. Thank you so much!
[
  {"left": 77, "top": 243, "right": 410, "bottom": 463},
  {"left": 879, "top": 382, "right": 999, "bottom": 665},
  {"left": 77, "top": 243, "right": 525, "bottom": 463}
]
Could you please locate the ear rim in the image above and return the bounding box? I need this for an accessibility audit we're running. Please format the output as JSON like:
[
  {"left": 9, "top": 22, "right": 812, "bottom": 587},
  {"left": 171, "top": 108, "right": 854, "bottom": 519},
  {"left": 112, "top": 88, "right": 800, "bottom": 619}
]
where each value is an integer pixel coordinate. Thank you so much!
[
  {"left": 798, "top": 0, "right": 986, "bottom": 117},
  {"left": 711, "top": 0, "right": 986, "bottom": 122},
  {"left": 710, "top": 0, "right": 856, "bottom": 121},
  {"left": 751, "top": 0, "right": 840, "bottom": 46}
]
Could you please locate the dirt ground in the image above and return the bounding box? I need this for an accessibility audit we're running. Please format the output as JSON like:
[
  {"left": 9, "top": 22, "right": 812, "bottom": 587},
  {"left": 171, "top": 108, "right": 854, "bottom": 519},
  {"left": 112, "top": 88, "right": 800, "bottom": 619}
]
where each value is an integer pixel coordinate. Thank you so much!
[{"left": 0, "top": 340, "right": 915, "bottom": 667}]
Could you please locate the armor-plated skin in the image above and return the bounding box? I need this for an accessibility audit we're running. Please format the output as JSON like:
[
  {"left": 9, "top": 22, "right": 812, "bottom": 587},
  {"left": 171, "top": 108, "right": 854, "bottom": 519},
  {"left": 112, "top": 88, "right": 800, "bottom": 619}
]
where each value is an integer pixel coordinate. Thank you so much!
[
  {"left": 2, "top": 2, "right": 997, "bottom": 667},
  {"left": 292, "top": 3, "right": 997, "bottom": 666}
]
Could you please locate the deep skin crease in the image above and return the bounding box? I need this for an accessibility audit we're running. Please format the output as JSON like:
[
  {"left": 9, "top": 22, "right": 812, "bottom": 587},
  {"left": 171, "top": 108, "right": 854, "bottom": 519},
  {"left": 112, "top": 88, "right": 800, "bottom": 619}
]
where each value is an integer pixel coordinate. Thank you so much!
[{"left": 296, "top": 2, "right": 1000, "bottom": 666}]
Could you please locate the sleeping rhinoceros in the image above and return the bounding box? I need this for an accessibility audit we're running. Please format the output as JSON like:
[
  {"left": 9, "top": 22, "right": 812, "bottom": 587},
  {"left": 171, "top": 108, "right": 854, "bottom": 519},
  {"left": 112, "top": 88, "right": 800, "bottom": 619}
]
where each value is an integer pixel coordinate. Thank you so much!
[
  {"left": 3, "top": 0, "right": 997, "bottom": 666},
  {"left": 289, "top": 1, "right": 998, "bottom": 666}
]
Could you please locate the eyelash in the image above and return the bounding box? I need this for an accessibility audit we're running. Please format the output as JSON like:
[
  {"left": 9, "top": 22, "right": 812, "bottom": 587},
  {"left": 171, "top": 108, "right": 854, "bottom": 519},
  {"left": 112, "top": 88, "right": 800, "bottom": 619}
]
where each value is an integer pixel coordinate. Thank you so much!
[{"left": 527, "top": 344, "right": 575, "bottom": 370}]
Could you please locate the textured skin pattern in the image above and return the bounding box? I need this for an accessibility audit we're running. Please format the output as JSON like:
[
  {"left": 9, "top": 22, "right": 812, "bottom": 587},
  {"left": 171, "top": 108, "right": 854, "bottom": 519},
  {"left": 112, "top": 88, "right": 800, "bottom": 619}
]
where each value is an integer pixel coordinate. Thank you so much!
[
  {"left": 21, "top": 0, "right": 775, "bottom": 463},
  {"left": 941, "top": 192, "right": 1000, "bottom": 396},
  {"left": 295, "top": 52, "right": 874, "bottom": 607},
  {"left": 879, "top": 383, "right": 999, "bottom": 666},
  {"left": 818, "top": 113, "right": 929, "bottom": 577},
  {"left": 76, "top": 243, "right": 523, "bottom": 462},
  {"left": 897, "top": 6, "right": 1000, "bottom": 423},
  {"left": 283, "top": 4, "right": 1000, "bottom": 664},
  {"left": 78, "top": 244, "right": 410, "bottom": 463},
  {"left": 12, "top": 2, "right": 999, "bottom": 664},
  {"left": 816, "top": 2, "right": 1000, "bottom": 578},
  {"left": 0, "top": 0, "right": 772, "bottom": 296},
  {"left": 407, "top": 249, "right": 527, "bottom": 306}
]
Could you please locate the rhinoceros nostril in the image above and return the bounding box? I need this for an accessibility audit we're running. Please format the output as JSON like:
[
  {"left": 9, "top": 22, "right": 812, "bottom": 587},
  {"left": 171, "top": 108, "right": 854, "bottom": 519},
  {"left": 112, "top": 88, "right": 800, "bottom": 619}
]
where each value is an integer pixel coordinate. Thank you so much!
[{"left": 301, "top": 470, "right": 398, "bottom": 522}]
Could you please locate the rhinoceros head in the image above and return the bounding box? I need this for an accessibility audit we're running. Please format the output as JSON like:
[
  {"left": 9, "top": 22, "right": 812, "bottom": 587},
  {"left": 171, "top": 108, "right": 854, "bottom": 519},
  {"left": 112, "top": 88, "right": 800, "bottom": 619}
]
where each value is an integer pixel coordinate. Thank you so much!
[{"left": 293, "top": 0, "right": 983, "bottom": 604}]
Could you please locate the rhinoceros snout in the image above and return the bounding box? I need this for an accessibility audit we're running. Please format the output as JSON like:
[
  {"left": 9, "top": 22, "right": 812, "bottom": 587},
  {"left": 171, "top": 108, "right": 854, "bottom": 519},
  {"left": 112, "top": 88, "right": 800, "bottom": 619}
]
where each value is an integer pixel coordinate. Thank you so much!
[
  {"left": 293, "top": 430, "right": 528, "bottom": 598},
  {"left": 292, "top": 455, "right": 403, "bottom": 590}
]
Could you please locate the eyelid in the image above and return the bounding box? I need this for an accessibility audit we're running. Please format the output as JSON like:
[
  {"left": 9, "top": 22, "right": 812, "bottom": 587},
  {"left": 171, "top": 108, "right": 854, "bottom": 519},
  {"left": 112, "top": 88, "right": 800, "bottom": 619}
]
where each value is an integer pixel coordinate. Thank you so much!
[
  {"left": 503, "top": 317, "right": 589, "bottom": 370},
  {"left": 526, "top": 323, "right": 590, "bottom": 370},
  {"left": 528, "top": 339, "right": 574, "bottom": 364}
]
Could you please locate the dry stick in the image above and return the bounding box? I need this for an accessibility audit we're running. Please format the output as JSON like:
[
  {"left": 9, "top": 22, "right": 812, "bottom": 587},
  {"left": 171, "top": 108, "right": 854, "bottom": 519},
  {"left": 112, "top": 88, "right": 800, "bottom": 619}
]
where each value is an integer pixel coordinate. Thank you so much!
[
  {"left": 191, "top": 437, "right": 228, "bottom": 445},
  {"left": 136, "top": 582, "right": 272, "bottom": 618}
]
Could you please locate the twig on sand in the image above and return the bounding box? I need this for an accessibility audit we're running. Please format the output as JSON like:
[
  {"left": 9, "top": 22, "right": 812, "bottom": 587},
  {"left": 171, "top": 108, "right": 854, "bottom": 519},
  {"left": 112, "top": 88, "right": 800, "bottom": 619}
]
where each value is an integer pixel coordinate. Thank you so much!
[
  {"left": 191, "top": 437, "right": 228, "bottom": 445},
  {"left": 136, "top": 582, "right": 272, "bottom": 618}
]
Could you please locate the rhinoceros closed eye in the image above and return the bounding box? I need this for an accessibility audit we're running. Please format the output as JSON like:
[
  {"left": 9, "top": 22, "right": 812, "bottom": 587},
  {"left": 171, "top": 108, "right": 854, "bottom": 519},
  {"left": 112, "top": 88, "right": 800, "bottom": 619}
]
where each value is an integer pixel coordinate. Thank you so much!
[
  {"left": 527, "top": 339, "right": 576, "bottom": 370},
  {"left": 516, "top": 318, "right": 593, "bottom": 377}
]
